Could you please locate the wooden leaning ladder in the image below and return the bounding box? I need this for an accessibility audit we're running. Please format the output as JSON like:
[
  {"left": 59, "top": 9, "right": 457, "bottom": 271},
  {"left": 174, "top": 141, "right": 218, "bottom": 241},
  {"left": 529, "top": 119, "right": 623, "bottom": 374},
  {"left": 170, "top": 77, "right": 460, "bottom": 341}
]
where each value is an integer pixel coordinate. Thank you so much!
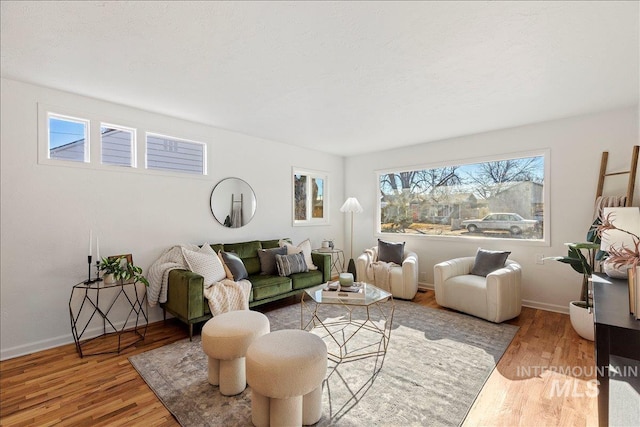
[{"left": 596, "top": 145, "right": 640, "bottom": 207}]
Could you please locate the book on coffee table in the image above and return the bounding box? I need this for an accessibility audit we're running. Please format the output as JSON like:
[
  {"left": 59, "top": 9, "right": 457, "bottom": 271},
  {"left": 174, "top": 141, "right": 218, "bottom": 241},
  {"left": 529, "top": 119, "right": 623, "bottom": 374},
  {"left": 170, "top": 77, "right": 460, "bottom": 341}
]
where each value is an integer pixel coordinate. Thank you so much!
[{"left": 321, "top": 281, "right": 365, "bottom": 299}]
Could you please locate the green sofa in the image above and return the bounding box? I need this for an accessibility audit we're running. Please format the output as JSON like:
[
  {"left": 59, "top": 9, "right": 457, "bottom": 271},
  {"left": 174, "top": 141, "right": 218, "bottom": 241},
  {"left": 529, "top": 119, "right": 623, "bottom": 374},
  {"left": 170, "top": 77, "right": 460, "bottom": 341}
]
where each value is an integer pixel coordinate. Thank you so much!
[{"left": 160, "top": 239, "right": 331, "bottom": 338}]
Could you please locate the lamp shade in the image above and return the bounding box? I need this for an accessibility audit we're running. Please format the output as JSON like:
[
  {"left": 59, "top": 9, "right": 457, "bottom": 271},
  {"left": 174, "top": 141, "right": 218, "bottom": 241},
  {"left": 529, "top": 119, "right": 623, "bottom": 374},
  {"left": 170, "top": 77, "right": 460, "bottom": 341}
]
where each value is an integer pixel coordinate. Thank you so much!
[{"left": 340, "top": 197, "right": 363, "bottom": 213}]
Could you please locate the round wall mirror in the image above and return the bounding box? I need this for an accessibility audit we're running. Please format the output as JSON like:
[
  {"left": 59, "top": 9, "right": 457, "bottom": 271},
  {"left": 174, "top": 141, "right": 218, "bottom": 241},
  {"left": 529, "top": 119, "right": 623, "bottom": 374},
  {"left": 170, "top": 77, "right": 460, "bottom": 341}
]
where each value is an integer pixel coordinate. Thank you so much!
[{"left": 210, "top": 178, "right": 257, "bottom": 228}]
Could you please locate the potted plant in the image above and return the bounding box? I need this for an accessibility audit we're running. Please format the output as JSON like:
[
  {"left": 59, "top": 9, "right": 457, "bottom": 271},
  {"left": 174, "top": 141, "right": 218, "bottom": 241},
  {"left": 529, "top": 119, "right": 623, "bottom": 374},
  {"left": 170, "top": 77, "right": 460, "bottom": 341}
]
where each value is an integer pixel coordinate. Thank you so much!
[
  {"left": 546, "top": 242, "right": 600, "bottom": 341},
  {"left": 98, "top": 256, "right": 149, "bottom": 286}
]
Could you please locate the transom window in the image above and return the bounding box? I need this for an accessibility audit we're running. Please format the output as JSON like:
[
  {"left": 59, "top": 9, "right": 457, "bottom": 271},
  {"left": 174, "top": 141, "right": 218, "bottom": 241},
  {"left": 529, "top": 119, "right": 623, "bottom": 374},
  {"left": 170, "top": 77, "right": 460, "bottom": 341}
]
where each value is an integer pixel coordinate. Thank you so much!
[
  {"left": 48, "top": 114, "right": 89, "bottom": 163},
  {"left": 146, "top": 133, "right": 206, "bottom": 175},
  {"left": 377, "top": 152, "right": 547, "bottom": 241},
  {"left": 101, "top": 124, "right": 135, "bottom": 167}
]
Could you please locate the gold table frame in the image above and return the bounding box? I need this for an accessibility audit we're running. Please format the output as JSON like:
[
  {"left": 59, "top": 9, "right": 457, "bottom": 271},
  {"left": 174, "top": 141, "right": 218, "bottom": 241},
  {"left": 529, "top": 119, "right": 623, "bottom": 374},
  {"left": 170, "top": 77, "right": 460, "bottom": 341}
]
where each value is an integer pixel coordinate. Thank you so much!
[{"left": 301, "top": 283, "right": 394, "bottom": 362}]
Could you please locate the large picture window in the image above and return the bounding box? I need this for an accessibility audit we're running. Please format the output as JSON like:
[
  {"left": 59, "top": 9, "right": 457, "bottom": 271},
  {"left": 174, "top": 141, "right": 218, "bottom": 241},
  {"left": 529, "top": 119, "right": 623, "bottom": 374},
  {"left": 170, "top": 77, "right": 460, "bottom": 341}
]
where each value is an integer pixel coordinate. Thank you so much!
[
  {"left": 378, "top": 152, "right": 547, "bottom": 241},
  {"left": 293, "top": 168, "right": 328, "bottom": 226}
]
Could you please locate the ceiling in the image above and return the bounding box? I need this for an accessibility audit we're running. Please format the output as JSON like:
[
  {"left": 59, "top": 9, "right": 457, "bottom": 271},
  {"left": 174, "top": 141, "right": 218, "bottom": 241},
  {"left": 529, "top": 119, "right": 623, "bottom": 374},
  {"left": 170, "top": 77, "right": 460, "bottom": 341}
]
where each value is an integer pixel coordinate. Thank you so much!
[{"left": 1, "top": 1, "right": 638, "bottom": 156}]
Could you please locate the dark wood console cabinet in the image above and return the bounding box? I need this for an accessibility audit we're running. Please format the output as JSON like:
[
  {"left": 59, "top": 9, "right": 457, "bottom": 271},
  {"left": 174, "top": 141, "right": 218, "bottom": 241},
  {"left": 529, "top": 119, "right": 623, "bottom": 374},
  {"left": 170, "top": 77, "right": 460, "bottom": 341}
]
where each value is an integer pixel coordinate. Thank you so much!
[{"left": 592, "top": 273, "right": 640, "bottom": 427}]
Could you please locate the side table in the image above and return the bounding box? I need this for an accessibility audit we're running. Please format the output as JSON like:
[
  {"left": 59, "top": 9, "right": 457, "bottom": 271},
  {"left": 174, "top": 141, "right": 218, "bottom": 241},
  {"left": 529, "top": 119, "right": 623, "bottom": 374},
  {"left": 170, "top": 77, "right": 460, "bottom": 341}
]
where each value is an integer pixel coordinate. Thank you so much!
[
  {"left": 69, "top": 280, "right": 148, "bottom": 357},
  {"left": 312, "top": 248, "right": 345, "bottom": 278}
]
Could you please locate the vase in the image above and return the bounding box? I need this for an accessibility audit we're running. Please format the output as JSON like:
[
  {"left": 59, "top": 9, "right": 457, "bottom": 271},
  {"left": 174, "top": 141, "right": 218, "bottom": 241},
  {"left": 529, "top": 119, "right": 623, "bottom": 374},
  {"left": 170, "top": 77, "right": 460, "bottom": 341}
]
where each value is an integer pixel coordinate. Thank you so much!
[
  {"left": 103, "top": 273, "right": 116, "bottom": 284},
  {"left": 569, "top": 301, "right": 594, "bottom": 341},
  {"left": 603, "top": 259, "right": 631, "bottom": 279}
]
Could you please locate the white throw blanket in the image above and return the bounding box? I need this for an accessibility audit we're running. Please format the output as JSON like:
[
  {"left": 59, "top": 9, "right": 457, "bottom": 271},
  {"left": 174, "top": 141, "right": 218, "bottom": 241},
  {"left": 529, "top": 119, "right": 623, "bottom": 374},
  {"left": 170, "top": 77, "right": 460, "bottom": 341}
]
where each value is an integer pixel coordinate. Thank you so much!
[
  {"left": 147, "top": 245, "right": 250, "bottom": 315},
  {"left": 362, "top": 248, "right": 396, "bottom": 292},
  {"left": 203, "top": 279, "right": 251, "bottom": 316},
  {"left": 147, "top": 244, "right": 199, "bottom": 306}
]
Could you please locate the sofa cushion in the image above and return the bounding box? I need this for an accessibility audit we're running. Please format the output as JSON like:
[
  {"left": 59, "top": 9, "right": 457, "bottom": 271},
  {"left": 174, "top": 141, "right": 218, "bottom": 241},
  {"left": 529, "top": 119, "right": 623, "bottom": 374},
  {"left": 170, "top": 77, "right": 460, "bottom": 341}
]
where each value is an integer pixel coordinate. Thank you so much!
[
  {"left": 275, "top": 252, "right": 308, "bottom": 276},
  {"left": 290, "top": 270, "right": 324, "bottom": 290},
  {"left": 261, "top": 239, "right": 287, "bottom": 249},
  {"left": 258, "top": 246, "right": 287, "bottom": 275},
  {"left": 378, "top": 239, "right": 405, "bottom": 264},
  {"left": 181, "top": 244, "right": 226, "bottom": 287},
  {"left": 280, "top": 238, "right": 317, "bottom": 270},
  {"left": 249, "top": 274, "right": 292, "bottom": 301},
  {"left": 220, "top": 251, "right": 249, "bottom": 281},
  {"left": 223, "top": 240, "right": 262, "bottom": 275},
  {"left": 470, "top": 248, "right": 511, "bottom": 277}
]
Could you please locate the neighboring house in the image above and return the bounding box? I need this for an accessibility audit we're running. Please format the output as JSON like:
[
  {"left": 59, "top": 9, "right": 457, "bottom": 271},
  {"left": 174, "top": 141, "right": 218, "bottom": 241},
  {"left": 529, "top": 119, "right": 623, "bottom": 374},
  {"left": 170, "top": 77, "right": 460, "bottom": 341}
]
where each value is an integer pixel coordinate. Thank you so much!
[{"left": 487, "top": 181, "right": 543, "bottom": 220}]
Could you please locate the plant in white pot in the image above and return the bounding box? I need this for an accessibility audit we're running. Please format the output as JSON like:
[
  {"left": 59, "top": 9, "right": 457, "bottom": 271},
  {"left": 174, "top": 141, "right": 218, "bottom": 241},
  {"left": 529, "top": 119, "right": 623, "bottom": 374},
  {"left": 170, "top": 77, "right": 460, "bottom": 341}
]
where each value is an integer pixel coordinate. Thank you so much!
[
  {"left": 546, "top": 242, "right": 600, "bottom": 341},
  {"left": 98, "top": 256, "right": 149, "bottom": 287}
]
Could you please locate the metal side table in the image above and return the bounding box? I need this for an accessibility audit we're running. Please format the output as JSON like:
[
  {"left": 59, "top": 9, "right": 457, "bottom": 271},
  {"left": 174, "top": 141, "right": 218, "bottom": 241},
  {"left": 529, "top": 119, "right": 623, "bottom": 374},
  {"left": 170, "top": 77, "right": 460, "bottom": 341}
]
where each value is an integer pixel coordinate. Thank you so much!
[{"left": 69, "top": 280, "right": 148, "bottom": 357}]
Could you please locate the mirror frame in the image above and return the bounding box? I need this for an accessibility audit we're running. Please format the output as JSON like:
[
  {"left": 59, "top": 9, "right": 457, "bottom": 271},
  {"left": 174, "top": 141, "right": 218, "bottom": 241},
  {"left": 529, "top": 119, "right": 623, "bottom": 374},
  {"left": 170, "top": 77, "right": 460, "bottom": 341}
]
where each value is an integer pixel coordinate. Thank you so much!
[{"left": 210, "top": 177, "right": 257, "bottom": 228}]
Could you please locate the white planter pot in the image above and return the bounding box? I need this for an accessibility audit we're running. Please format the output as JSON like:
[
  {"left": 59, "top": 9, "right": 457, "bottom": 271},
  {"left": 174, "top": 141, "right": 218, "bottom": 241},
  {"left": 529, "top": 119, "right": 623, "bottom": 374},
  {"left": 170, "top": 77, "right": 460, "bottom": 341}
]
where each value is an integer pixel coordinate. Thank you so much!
[
  {"left": 103, "top": 273, "right": 116, "bottom": 284},
  {"left": 569, "top": 301, "right": 594, "bottom": 341}
]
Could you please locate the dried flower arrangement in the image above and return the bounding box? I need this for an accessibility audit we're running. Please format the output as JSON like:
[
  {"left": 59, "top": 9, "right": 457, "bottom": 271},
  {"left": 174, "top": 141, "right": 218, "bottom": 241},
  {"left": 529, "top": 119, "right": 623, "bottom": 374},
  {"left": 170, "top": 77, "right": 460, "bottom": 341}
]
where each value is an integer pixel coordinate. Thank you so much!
[{"left": 597, "top": 212, "right": 640, "bottom": 269}]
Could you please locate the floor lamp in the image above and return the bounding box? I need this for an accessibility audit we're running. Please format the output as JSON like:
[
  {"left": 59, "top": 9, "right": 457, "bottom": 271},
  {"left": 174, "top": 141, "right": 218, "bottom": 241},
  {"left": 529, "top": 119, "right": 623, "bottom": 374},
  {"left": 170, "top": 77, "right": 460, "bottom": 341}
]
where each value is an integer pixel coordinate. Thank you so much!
[{"left": 340, "top": 197, "right": 363, "bottom": 279}]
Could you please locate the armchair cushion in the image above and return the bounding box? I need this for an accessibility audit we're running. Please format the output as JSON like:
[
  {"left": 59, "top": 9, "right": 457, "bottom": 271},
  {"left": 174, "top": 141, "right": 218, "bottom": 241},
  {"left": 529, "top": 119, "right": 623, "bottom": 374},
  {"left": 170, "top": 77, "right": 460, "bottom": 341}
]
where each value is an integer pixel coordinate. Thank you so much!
[
  {"left": 356, "top": 245, "right": 418, "bottom": 300},
  {"left": 470, "top": 248, "right": 511, "bottom": 277},
  {"left": 378, "top": 239, "right": 405, "bottom": 264},
  {"left": 434, "top": 256, "right": 521, "bottom": 323}
]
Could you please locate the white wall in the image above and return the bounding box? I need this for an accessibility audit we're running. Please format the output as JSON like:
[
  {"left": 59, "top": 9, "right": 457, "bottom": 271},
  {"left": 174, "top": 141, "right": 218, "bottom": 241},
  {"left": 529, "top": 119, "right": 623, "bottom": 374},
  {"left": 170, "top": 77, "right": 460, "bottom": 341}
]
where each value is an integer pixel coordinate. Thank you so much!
[
  {"left": 0, "top": 78, "right": 345, "bottom": 360},
  {"left": 345, "top": 107, "right": 639, "bottom": 313}
]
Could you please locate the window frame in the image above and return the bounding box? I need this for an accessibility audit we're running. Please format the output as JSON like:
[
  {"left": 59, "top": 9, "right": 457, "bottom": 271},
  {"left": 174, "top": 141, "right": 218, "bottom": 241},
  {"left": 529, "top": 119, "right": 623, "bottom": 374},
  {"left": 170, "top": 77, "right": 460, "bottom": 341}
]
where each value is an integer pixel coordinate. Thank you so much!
[
  {"left": 42, "top": 112, "right": 91, "bottom": 165},
  {"left": 37, "top": 103, "right": 209, "bottom": 179},
  {"left": 375, "top": 149, "right": 550, "bottom": 245},
  {"left": 145, "top": 132, "right": 207, "bottom": 176},
  {"left": 100, "top": 122, "right": 137, "bottom": 168},
  {"left": 292, "top": 167, "right": 329, "bottom": 226}
]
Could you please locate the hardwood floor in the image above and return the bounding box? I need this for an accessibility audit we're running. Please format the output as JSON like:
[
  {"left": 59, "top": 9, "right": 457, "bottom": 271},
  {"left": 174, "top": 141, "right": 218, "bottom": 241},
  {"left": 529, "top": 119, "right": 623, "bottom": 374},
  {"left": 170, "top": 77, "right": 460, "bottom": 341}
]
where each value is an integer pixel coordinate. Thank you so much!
[{"left": 1, "top": 291, "right": 597, "bottom": 426}]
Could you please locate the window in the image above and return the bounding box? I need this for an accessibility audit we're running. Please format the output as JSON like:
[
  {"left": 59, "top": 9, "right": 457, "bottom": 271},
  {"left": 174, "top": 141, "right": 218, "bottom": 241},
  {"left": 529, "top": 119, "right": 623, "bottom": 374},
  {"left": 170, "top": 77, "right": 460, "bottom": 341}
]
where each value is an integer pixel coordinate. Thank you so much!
[
  {"left": 101, "top": 124, "right": 135, "bottom": 167},
  {"left": 293, "top": 168, "right": 328, "bottom": 225},
  {"left": 48, "top": 114, "right": 89, "bottom": 162},
  {"left": 146, "top": 133, "right": 206, "bottom": 175},
  {"left": 378, "top": 152, "right": 547, "bottom": 241}
]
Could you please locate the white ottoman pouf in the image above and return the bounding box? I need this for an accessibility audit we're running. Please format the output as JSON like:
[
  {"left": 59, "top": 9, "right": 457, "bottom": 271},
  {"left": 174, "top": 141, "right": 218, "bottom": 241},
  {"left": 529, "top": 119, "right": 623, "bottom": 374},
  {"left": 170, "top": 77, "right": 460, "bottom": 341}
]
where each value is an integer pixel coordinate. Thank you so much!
[
  {"left": 201, "top": 310, "right": 270, "bottom": 396},
  {"left": 246, "top": 330, "right": 327, "bottom": 427}
]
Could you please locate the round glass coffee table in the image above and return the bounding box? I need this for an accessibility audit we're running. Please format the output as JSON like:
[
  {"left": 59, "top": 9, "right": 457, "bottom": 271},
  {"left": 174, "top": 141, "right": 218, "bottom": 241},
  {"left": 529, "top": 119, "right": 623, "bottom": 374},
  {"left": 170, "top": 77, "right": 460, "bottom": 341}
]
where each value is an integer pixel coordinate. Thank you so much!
[{"left": 300, "top": 282, "right": 394, "bottom": 362}]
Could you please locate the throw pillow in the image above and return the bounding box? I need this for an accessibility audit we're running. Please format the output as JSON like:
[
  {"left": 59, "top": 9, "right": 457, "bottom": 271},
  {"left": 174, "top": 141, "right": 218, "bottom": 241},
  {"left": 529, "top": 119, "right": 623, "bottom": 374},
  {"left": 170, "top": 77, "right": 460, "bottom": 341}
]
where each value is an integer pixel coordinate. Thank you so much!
[
  {"left": 377, "top": 239, "right": 405, "bottom": 264},
  {"left": 257, "top": 246, "right": 287, "bottom": 275},
  {"left": 470, "top": 248, "right": 511, "bottom": 277},
  {"left": 220, "top": 251, "right": 249, "bottom": 281},
  {"left": 275, "top": 252, "right": 308, "bottom": 277},
  {"left": 279, "top": 238, "right": 317, "bottom": 270},
  {"left": 181, "top": 243, "right": 226, "bottom": 288}
]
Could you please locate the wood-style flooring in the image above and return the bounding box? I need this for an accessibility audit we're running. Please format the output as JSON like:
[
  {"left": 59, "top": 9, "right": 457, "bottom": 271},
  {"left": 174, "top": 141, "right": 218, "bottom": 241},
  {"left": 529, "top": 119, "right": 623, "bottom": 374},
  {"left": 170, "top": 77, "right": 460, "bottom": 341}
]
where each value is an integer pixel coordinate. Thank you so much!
[{"left": 0, "top": 290, "right": 597, "bottom": 426}]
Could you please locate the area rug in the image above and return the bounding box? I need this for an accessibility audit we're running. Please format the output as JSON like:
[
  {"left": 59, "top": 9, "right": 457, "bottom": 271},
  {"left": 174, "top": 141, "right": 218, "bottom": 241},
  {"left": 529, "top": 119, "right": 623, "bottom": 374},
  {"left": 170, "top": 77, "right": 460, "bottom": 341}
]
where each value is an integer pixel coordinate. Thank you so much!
[{"left": 129, "top": 299, "right": 518, "bottom": 426}]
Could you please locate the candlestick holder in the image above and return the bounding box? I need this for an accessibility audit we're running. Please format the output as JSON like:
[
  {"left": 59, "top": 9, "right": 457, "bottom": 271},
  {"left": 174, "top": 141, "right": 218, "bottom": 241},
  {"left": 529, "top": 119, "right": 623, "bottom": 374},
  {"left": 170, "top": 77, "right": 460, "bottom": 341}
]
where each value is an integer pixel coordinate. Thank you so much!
[
  {"left": 84, "top": 255, "right": 94, "bottom": 284},
  {"left": 94, "top": 260, "right": 103, "bottom": 282}
]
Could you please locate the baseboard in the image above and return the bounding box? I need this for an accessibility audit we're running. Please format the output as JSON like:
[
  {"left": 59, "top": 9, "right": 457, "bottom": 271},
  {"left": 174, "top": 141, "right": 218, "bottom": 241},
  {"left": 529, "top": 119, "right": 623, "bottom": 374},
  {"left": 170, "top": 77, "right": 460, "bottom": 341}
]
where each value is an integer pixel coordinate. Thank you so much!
[
  {"left": 418, "top": 282, "right": 433, "bottom": 291},
  {"left": 1, "top": 312, "right": 164, "bottom": 361},
  {"left": 521, "top": 299, "right": 569, "bottom": 314},
  {"left": 417, "top": 283, "right": 569, "bottom": 315}
]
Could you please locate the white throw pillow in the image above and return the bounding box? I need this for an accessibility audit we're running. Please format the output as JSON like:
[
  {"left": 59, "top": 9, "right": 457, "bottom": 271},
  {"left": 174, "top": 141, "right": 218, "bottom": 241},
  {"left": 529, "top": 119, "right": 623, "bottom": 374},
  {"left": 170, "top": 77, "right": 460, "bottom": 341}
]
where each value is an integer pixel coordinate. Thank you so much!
[
  {"left": 279, "top": 238, "right": 317, "bottom": 270},
  {"left": 181, "top": 243, "right": 226, "bottom": 287}
]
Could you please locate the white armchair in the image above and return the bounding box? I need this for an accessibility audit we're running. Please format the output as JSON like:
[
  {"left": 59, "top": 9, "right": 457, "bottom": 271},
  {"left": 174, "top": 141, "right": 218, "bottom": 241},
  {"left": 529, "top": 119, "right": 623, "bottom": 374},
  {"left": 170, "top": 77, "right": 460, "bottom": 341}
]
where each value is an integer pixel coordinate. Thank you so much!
[
  {"left": 433, "top": 257, "right": 522, "bottom": 323},
  {"left": 356, "top": 246, "right": 418, "bottom": 300}
]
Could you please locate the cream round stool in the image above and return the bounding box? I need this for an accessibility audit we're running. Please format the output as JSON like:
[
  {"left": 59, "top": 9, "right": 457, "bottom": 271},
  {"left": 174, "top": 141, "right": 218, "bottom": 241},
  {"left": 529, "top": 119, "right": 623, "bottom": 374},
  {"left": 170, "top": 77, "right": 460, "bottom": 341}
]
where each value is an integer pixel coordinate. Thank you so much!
[
  {"left": 201, "top": 310, "right": 270, "bottom": 396},
  {"left": 246, "top": 330, "right": 327, "bottom": 427}
]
